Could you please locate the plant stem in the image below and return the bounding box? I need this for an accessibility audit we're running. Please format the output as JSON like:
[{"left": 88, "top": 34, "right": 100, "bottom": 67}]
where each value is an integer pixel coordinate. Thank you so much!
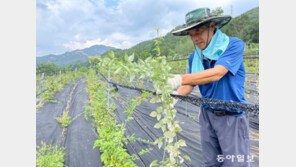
[
  {"left": 175, "top": 134, "right": 179, "bottom": 167},
  {"left": 162, "top": 138, "right": 166, "bottom": 163}
]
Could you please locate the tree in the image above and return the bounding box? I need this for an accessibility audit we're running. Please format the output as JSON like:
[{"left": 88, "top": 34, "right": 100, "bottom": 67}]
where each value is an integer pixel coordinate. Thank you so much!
[
  {"left": 211, "top": 7, "right": 224, "bottom": 16},
  {"left": 36, "top": 63, "right": 60, "bottom": 75},
  {"left": 99, "top": 7, "right": 258, "bottom": 61},
  {"left": 222, "top": 13, "right": 251, "bottom": 41}
]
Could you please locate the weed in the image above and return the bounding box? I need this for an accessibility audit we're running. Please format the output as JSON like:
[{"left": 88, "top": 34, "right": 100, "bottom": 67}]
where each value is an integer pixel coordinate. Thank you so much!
[
  {"left": 56, "top": 111, "right": 72, "bottom": 128},
  {"left": 36, "top": 141, "right": 65, "bottom": 167},
  {"left": 85, "top": 68, "right": 137, "bottom": 166}
]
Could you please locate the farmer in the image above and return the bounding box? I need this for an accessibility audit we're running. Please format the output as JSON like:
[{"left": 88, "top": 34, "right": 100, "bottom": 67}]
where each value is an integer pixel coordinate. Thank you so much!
[{"left": 168, "top": 8, "right": 250, "bottom": 167}]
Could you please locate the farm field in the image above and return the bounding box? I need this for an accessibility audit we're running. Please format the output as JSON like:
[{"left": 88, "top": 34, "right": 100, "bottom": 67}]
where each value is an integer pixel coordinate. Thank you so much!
[
  {"left": 36, "top": 67, "right": 259, "bottom": 167},
  {"left": 36, "top": 33, "right": 259, "bottom": 167},
  {"left": 35, "top": 4, "right": 260, "bottom": 167}
]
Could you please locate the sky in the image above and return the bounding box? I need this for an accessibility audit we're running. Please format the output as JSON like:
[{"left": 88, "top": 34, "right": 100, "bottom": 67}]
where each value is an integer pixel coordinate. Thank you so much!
[{"left": 36, "top": 0, "right": 259, "bottom": 57}]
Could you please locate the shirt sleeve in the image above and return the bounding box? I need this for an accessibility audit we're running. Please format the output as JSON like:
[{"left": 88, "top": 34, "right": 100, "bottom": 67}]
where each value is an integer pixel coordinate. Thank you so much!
[
  {"left": 187, "top": 52, "right": 197, "bottom": 88},
  {"left": 215, "top": 38, "right": 245, "bottom": 76}
]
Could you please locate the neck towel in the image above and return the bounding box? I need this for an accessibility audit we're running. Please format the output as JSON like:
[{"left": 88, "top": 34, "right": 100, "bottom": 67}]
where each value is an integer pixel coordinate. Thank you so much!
[{"left": 191, "top": 29, "right": 229, "bottom": 73}]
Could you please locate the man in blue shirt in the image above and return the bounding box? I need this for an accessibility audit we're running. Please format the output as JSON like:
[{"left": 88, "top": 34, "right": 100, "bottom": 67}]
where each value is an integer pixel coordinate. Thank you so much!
[{"left": 168, "top": 8, "right": 250, "bottom": 167}]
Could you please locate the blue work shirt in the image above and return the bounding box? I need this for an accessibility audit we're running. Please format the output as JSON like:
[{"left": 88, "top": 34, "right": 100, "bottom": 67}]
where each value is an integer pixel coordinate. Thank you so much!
[{"left": 187, "top": 37, "right": 246, "bottom": 116}]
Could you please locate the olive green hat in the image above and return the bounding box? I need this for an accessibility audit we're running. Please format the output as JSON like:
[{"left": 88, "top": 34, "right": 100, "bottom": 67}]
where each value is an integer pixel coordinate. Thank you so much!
[{"left": 172, "top": 8, "right": 232, "bottom": 36}]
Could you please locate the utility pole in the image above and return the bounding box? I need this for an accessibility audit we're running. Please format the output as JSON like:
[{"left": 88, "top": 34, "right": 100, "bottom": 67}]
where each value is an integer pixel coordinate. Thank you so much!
[{"left": 230, "top": 5, "right": 233, "bottom": 16}]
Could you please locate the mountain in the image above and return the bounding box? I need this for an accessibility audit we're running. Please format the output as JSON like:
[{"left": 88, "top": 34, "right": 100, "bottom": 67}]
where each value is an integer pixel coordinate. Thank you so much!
[
  {"left": 37, "top": 45, "right": 116, "bottom": 66},
  {"left": 222, "top": 7, "right": 259, "bottom": 43},
  {"left": 38, "top": 7, "right": 259, "bottom": 66},
  {"left": 244, "top": 6, "right": 259, "bottom": 20},
  {"left": 100, "top": 6, "right": 259, "bottom": 60}
]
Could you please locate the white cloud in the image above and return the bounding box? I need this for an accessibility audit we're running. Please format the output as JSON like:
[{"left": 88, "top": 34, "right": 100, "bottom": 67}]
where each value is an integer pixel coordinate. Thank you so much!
[
  {"left": 37, "top": 0, "right": 259, "bottom": 56},
  {"left": 63, "top": 32, "right": 133, "bottom": 50}
]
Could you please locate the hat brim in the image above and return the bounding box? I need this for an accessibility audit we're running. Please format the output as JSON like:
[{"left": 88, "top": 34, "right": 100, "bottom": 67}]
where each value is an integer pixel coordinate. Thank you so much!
[{"left": 172, "top": 15, "right": 232, "bottom": 36}]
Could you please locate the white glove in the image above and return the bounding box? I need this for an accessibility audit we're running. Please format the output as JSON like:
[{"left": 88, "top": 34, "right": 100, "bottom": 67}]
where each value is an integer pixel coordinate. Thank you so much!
[
  {"left": 167, "top": 75, "right": 182, "bottom": 90},
  {"left": 170, "top": 91, "right": 179, "bottom": 108}
]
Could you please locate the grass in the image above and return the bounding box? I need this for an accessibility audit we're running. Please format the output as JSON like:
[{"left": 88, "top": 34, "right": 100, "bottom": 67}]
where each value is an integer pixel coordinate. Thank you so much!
[
  {"left": 36, "top": 141, "right": 65, "bottom": 167},
  {"left": 168, "top": 60, "right": 187, "bottom": 74},
  {"left": 36, "top": 70, "right": 86, "bottom": 113},
  {"left": 244, "top": 58, "right": 259, "bottom": 73},
  {"left": 56, "top": 111, "right": 72, "bottom": 128},
  {"left": 85, "top": 69, "right": 137, "bottom": 166}
]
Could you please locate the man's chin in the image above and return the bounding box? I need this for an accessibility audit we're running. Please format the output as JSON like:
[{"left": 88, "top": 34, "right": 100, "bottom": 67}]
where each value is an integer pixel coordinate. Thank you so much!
[{"left": 196, "top": 45, "right": 205, "bottom": 50}]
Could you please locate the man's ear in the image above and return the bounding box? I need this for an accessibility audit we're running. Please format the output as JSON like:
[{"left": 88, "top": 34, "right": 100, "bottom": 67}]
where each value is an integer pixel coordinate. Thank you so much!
[{"left": 210, "top": 21, "right": 216, "bottom": 31}]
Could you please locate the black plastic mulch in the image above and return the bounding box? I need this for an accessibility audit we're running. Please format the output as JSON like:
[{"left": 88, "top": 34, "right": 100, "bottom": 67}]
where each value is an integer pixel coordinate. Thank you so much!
[
  {"left": 36, "top": 83, "right": 74, "bottom": 147},
  {"left": 36, "top": 79, "right": 102, "bottom": 167},
  {"left": 64, "top": 80, "right": 102, "bottom": 167},
  {"left": 36, "top": 75, "right": 259, "bottom": 167},
  {"left": 110, "top": 80, "right": 259, "bottom": 167}
]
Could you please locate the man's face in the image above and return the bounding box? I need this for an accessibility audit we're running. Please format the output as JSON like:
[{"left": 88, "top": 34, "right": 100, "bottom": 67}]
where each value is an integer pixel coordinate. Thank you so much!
[{"left": 188, "top": 22, "right": 215, "bottom": 50}]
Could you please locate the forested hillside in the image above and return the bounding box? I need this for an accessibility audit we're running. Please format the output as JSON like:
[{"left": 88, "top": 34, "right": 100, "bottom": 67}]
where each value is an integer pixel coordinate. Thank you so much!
[
  {"left": 37, "top": 7, "right": 259, "bottom": 69},
  {"left": 37, "top": 45, "right": 116, "bottom": 66},
  {"left": 101, "top": 7, "right": 259, "bottom": 61}
]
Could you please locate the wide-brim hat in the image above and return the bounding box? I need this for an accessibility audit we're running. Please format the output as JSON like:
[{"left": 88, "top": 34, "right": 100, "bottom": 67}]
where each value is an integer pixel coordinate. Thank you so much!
[{"left": 172, "top": 8, "right": 232, "bottom": 36}]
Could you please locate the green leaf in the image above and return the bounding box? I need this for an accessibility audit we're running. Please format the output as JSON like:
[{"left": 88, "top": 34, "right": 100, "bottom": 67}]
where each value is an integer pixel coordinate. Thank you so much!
[
  {"left": 150, "top": 111, "right": 157, "bottom": 117},
  {"left": 128, "top": 54, "right": 135, "bottom": 62},
  {"left": 156, "top": 114, "right": 161, "bottom": 121},
  {"left": 150, "top": 97, "right": 160, "bottom": 103},
  {"left": 179, "top": 156, "right": 184, "bottom": 164},
  {"left": 129, "top": 74, "right": 135, "bottom": 83},
  {"left": 139, "top": 148, "right": 152, "bottom": 155},
  {"left": 164, "top": 131, "right": 172, "bottom": 139},
  {"left": 175, "top": 126, "right": 182, "bottom": 132},
  {"left": 188, "top": 115, "right": 196, "bottom": 120},
  {"left": 108, "top": 50, "right": 114, "bottom": 58},
  {"left": 150, "top": 160, "right": 158, "bottom": 167},
  {"left": 114, "top": 67, "right": 122, "bottom": 74},
  {"left": 124, "top": 53, "right": 129, "bottom": 62},
  {"left": 154, "top": 123, "right": 161, "bottom": 129},
  {"left": 157, "top": 140, "right": 163, "bottom": 149},
  {"left": 178, "top": 139, "right": 186, "bottom": 147},
  {"left": 183, "top": 155, "right": 191, "bottom": 161}
]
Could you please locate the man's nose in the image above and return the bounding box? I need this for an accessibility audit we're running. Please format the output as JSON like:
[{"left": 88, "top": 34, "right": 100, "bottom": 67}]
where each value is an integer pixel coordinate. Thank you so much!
[{"left": 192, "top": 35, "right": 199, "bottom": 42}]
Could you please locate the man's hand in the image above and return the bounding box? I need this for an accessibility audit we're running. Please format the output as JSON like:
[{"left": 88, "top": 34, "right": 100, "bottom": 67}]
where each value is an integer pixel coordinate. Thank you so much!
[{"left": 167, "top": 75, "right": 182, "bottom": 90}]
